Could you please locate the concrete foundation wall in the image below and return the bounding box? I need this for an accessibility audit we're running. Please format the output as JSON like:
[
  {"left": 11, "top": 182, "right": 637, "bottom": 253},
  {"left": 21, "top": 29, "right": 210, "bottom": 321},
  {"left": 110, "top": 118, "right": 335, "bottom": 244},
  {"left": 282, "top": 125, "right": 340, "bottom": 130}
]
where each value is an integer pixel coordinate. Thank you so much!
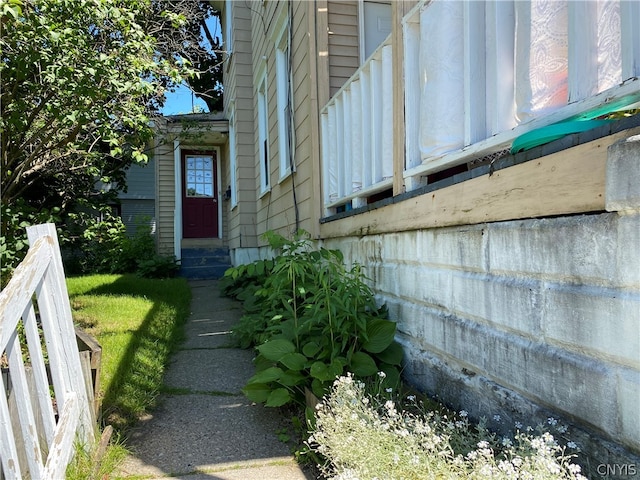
[{"left": 321, "top": 136, "right": 640, "bottom": 471}]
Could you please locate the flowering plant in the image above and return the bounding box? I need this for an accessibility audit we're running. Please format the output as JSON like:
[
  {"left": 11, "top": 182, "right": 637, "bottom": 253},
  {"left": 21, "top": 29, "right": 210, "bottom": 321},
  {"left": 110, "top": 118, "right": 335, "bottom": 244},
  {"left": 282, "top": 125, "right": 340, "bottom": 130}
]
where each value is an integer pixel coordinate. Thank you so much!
[{"left": 309, "top": 374, "right": 586, "bottom": 480}]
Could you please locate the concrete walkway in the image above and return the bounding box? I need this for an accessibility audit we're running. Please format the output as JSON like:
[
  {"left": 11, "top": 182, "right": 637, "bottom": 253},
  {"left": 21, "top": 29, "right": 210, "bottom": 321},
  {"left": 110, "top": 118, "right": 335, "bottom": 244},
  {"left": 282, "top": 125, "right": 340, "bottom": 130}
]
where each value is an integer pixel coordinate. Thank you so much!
[{"left": 117, "top": 280, "right": 314, "bottom": 480}]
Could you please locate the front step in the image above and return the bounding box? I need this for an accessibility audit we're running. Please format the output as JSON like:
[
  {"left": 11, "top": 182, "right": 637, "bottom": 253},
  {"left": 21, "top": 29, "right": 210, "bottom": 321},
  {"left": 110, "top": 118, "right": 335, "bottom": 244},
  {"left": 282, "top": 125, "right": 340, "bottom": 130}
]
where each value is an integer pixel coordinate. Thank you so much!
[{"left": 179, "top": 247, "right": 231, "bottom": 280}]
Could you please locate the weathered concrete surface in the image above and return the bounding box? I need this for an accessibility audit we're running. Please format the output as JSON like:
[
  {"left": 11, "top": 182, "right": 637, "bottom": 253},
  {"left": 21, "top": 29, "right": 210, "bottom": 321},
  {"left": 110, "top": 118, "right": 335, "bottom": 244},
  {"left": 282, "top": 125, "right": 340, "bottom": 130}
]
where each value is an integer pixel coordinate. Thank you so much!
[
  {"left": 322, "top": 137, "right": 640, "bottom": 477},
  {"left": 117, "top": 280, "right": 313, "bottom": 480},
  {"left": 607, "top": 134, "right": 640, "bottom": 213}
]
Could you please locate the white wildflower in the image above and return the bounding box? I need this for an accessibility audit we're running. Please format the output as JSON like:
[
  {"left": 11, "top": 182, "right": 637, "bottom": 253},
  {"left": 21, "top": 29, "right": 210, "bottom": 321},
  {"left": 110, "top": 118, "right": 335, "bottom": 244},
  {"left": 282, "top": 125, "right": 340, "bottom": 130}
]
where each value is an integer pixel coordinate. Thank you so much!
[
  {"left": 407, "top": 395, "right": 416, "bottom": 402},
  {"left": 547, "top": 417, "right": 558, "bottom": 426},
  {"left": 567, "top": 441, "right": 578, "bottom": 449},
  {"left": 459, "top": 410, "right": 468, "bottom": 417},
  {"left": 568, "top": 463, "right": 582, "bottom": 474},
  {"left": 493, "top": 414, "right": 502, "bottom": 422},
  {"left": 385, "top": 387, "right": 393, "bottom": 393},
  {"left": 377, "top": 371, "right": 386, "bottom": 379}
]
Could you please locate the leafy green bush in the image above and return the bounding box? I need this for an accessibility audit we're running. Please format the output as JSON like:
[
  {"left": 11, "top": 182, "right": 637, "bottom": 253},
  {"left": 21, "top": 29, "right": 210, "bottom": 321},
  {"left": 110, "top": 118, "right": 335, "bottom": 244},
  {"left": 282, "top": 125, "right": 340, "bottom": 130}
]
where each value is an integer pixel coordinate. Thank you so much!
[
  {"left": 64, "top": 213, "right": 177, "bottom": 278},
  {"left": 0, "top": 199, "right": 61, "bottom": 288},
  {"left": 65, "top": 209, "right": 130, "bottom": 274},
  {"left": 222, "top": 230, "right": 403, "bottom": 409},
  {"left": 310, "top": 374, "right": 587, "bottom": 480},
  {"left": 136, "top": 254, "right": 179, "bottom": 278}
]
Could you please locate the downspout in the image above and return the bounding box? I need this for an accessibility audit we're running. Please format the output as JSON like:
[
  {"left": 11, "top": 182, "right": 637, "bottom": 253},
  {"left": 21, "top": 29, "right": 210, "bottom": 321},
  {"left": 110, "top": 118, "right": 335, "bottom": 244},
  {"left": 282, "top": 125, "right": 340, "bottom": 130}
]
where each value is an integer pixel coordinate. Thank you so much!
[{"left": 287, "top": 0, "right": 300, "bottom": 233}]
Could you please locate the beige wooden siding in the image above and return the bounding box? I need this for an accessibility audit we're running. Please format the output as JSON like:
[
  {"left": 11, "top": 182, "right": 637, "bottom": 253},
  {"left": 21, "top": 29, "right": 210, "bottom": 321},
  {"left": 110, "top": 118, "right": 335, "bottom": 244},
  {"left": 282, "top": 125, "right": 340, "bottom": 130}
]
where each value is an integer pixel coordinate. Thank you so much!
[
  {"left": 243, "top": 1, "right": 316, "bottom": 243},
  {"left": 154, "top": 137, "right": 176, "bottom": 256},
  {"left": 224, "top": 2, "right": 258, "bottom": 249},
  {"left": 328, "top": 1, "right": 360, "bottom": 95}
]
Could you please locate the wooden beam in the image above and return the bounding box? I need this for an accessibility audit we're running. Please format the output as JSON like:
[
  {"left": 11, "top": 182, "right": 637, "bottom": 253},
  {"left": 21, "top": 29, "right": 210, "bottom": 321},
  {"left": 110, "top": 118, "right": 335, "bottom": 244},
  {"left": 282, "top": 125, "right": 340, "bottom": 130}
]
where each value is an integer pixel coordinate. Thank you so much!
[
  {"left": 312, "top": 0, "right": 331, "bottom": 238},
  {"left": 319, "top": 127, "right": 640, "bottom": 239},
  {"left": 392, "top": 1, "right": 408, "bottom": 196}
]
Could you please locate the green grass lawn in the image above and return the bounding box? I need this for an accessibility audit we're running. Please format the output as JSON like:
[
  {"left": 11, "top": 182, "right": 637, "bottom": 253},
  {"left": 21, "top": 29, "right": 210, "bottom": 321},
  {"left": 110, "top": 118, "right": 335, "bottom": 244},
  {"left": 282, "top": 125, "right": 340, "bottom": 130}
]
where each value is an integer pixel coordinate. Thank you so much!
[{"left": 66, "top": 274, "right": 192, "bottom": 432}]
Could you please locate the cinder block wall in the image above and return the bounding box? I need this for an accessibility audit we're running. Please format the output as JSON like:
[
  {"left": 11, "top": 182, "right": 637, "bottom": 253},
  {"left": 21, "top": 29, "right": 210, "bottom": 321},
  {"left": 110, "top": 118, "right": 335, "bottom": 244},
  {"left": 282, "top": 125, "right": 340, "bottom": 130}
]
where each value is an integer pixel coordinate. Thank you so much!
[{"left": 322, "top": 135, "right": 640, "bottom": 470}]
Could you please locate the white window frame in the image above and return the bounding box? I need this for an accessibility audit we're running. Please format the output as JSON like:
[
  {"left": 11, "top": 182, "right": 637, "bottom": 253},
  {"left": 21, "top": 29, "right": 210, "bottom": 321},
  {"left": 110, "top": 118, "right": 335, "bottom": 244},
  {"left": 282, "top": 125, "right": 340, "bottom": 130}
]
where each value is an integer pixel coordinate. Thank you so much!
[
  {"left": 275, "top": 15, "right": 292, "bottom": 181},
  {"left": 224, "top": 0, "right": 233, "bottom": 54},
  {"left": 256, "top": 63, "right": 270, "bottom": 194},
  {"left": 228, "top": 104, "right": 238, "bottom": 209}
]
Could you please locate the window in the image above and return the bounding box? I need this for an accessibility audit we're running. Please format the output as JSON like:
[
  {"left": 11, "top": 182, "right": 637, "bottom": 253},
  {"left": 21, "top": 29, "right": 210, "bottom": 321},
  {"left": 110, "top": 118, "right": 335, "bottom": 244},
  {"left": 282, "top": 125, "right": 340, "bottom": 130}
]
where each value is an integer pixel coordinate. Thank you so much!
[
  {"left": 257, "top": 67, "right": 269, "bottom": 193},
  {"left": 275, "top": 14, "right": 292, "bottom": 180},
  {"left": 228, "top": 106, "right": 238, "bottom": 208},
  {"left": 224, "top": 0, "right": 233, "bottom": 54},
  {"left": 359, "top": 1, "right": 392, "bottom": 63}
]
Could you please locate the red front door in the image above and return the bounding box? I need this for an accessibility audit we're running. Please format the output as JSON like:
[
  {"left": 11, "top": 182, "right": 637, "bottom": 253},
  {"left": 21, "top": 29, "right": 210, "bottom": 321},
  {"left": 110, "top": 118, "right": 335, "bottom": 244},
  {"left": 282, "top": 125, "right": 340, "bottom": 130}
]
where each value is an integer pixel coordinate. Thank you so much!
[{"left": 182, "top": 151, "right": 218, "bottom": 238}]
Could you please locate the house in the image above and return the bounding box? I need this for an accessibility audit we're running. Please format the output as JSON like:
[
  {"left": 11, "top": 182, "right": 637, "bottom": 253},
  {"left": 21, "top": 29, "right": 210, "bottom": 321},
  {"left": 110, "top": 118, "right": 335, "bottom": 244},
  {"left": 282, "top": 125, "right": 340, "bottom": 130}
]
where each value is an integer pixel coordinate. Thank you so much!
[{"left": 142, "top": 0, "right": 640, "bottom": 474}]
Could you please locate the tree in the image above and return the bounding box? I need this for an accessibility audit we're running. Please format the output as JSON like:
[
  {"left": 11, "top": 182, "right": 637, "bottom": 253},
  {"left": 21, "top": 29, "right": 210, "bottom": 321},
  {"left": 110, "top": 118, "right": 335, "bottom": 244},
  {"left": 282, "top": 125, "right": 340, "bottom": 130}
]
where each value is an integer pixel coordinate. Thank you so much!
[{"left": 0, "top": 0, "right": 221, "bottom": 280}]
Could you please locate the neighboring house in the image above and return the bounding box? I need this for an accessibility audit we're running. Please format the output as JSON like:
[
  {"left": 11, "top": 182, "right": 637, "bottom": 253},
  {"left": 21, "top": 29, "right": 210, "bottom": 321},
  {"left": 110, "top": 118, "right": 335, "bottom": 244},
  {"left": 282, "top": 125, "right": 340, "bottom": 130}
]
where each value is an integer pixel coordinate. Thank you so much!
[{"left": 136, "top": 0, "right": 640, "bottom": 473}]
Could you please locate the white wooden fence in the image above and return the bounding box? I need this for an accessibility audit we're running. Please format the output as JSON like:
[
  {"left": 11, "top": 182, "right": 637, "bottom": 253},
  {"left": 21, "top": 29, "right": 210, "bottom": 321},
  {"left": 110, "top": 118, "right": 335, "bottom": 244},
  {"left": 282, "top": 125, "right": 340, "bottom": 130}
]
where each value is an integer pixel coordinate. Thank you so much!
[{"left": 0, "top": 223, "right": 95, "bottom": 479}]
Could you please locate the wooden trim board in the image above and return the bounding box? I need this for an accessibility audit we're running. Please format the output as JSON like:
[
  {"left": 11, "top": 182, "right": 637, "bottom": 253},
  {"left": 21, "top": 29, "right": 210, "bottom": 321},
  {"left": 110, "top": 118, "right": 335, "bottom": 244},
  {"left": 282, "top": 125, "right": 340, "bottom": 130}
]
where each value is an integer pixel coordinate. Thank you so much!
[{"left": 319, "top": 127, "right": 640, "bottom": 239}]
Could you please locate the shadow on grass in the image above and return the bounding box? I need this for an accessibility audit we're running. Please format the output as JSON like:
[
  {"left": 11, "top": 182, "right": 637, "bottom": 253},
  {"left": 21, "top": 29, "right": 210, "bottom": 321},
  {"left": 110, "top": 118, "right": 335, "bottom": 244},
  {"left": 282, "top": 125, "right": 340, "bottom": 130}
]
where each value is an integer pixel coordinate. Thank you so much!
[{"left": 69, "top": 274, "right": 192, "bottom": 433}]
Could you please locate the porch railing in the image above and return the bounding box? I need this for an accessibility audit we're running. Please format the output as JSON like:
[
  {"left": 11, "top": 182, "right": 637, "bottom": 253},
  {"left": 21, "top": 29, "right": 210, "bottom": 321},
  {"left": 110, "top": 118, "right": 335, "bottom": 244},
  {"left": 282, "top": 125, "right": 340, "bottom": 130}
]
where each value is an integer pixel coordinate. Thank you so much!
[
  {"left": 321, "top": 38, "right": 394, "bottom": 212},
  {"left": 321, "top": 0, "right": 640, "bottom": 212}
]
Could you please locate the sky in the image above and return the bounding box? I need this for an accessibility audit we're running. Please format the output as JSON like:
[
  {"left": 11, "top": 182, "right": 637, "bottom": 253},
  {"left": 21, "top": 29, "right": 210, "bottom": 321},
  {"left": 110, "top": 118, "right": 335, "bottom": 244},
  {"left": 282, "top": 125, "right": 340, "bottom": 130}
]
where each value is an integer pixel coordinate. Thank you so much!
[
  {"left": 161, "top": 14, "right": 220, "bottom": 116},
  {"left": 161, "top": 83, "right": 209, "bottom": 116}
]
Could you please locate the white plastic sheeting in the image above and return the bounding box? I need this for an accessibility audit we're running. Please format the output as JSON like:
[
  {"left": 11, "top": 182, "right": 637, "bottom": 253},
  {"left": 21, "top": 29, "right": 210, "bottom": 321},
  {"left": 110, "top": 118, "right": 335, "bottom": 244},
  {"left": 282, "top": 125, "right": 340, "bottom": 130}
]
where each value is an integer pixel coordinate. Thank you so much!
[
  {"left": 405, "top": 0, "right": 628, "bottom": 164},
  {"left": 418, "top": 1, "right": 465, "bottom": 159}
]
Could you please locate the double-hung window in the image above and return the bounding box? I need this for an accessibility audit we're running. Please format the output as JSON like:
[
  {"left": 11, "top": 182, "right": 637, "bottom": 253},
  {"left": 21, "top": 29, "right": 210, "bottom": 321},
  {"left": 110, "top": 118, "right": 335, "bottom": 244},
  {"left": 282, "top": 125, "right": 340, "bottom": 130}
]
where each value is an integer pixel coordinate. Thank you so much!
[
  {"left": 228, "top": 104, "right": 237, "bottom": 208},
  {"left": 275, "top": 15, "right": 292, "bottom": 180},
  {"left": 257, "top": 65, "right": 269, "bottom": 194}
]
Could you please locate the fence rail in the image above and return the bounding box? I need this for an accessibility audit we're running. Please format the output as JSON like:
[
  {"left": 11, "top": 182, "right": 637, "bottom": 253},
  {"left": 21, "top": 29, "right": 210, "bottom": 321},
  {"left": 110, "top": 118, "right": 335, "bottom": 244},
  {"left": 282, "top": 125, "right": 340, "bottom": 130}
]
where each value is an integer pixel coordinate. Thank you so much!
[{"left": 0, "top": 223, "right": 95, "bottom": 479}]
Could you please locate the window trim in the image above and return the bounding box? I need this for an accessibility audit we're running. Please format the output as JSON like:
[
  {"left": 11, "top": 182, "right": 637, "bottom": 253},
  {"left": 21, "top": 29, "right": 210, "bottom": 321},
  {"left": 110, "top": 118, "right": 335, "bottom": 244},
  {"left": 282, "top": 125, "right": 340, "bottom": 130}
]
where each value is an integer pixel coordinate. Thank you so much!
[
  {"left": 275, "top": 17, "right": 292, "bottom": 182},
  {"left": 256, "top": 62, "right": 270, "bottom": 194},
  {"left": 224, "top": 0, "right": 233, "bottom": 54},
  {"left": 228, "top": 104, "right": 238, "bottom": 209}
]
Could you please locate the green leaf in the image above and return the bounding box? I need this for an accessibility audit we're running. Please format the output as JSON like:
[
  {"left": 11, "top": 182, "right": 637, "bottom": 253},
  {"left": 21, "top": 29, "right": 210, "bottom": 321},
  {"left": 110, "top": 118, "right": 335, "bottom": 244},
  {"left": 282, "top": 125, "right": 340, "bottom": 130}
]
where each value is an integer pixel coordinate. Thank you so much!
[
  {"left": 310, "top": 360, "right": 343, "bottom": 382},
  {"left": 279, "top": 352, "right": 307, "bottom": 371},
  {"left": 349, "top": 351, "right": 378, "bottom": 377},
  {"left": 362, "top": 319, "right": 397, "bottom": 354},
  {"left": 253, "top": 353, "right": 273, "bottom": 372},
  {"left": 379, "top": 364, "right": 401, "bottom": 391},
  {"left": 279, "top": 370, "right": 306, "bottom": 387},
  {"left": 257, "top": 339, "right": 296, "bottom": 362},
  {"left": 242, "top": 383, "right": 271, "bottom": 403},
  {"left": 375, "top": 341, "right": 404, "bottom": 366},
  {"left": 302, "top": 341, "right": 321, "bottom": 358},
  {"left": 265, "top": 388, "right": 292, "bottom": 407},
  {"left": 247, "top": 366, "right": 283, "bottom": 384},
  {"left": 311, "top": 378, "right": 327, "bottom": 399}
]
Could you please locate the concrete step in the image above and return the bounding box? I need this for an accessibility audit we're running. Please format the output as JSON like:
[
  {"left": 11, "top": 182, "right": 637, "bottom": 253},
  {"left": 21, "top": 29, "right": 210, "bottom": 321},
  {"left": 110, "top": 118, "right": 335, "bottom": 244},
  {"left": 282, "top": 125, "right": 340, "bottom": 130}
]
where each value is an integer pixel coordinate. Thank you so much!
[{"left": 179, "top": 248, "right": 231, "bottom": 279}]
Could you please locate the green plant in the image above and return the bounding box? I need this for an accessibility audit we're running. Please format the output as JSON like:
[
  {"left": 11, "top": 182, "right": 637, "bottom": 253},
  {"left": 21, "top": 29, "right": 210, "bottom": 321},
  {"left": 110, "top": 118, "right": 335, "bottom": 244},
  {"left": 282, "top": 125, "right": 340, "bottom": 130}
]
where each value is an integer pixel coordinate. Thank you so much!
[
  {"left": 0, "top": 199, "right": 61, "bottom": 288},
  {"left": 136, "top": 254, "right": 179, "bottom": 278},
  {"left": 309, "top": 374, "right": 587, "bottom": 480},
  {"left": 73, "top": 210, "right": 130, "bottom": 274},
  {"left": 63, "top": 213, "right": 177, "bottom": 278},
  {"left": 223, "top": 230, "right": 403, "bottom": 409},
  {"left": 65, "top": 428, "right": 128, "bottom": 480}
]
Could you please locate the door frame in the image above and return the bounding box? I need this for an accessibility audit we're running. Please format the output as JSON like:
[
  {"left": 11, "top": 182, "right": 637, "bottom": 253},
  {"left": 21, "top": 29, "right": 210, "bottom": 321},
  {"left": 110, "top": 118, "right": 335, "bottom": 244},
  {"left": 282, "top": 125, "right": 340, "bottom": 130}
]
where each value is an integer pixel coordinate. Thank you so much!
[
  {"left": 173, "top": 141, "right": 223, "bottom": 260},
  {"left": 181, "top": 149, "right": 219, "bottom": 239}
]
